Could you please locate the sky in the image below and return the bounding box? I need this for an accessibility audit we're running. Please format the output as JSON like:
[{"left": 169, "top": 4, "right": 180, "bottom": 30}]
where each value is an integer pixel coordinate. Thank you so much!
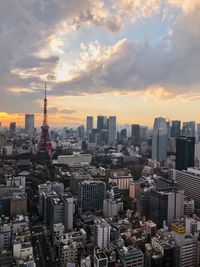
[{"left": 1, "top": 0, "right": 200, "bottom": 128}]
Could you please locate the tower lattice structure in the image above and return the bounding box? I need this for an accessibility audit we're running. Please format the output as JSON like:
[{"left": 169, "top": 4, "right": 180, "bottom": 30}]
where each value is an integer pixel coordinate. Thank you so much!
[{"left": 37, "top": 83, "right": 53, "bottom": 155}]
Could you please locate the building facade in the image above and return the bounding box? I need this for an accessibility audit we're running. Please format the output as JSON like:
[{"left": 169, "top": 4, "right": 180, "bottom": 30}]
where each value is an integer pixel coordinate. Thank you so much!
[{"left": 152, "top": 117, "right": 168, "bottom": 162}]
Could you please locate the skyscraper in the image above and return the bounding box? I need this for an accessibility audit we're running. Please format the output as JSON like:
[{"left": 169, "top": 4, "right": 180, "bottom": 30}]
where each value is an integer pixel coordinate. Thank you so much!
[
  {"left": 86, "top": 116, "right": 93, "bottom": 134},
  {"left": 140, "top": 126, "right": 148, "bottom": 141},
  {"left": 25, "top": 114, "right": 34, "bottom": 135},
  {"left": 150, "top": 188, "right": 184, "bottom": 228},
  {"left": 10, "top": 122, "right": 16, "bottom": 134},
  {"left": 188, "top": 121, "right": 196, "bottom": 137},
  {"left": 131, "top": 124, "right": 140, "bottom": 143},
  {"left": 120, "top": 128, "right": 127, "bottom": 140},
  {"left": 0, "top": 134, "right": 7, "bottom": 147},
  {"left": 97, "top": 116, "right": 107, "bottom": 132},
  {"left": 77, "top": 125, "right": 85, "bottom": 139},
  {"left": 108, "top": 116, "right": 116, "bottom": 144},
  {"left": 166, "top": 121, "right": 171, "bottom": 138},
  {"left": 152, "top": 117, "right": 168, "bottom": 162},
  {"left": 171, "top": 120, "right": 181, "bottom": 138},
  {"left": 182, "top": 121, "right": 196, "bottom": 137},
  {"left": 176, "top": 137, "right": 195, "bottom": 170}
]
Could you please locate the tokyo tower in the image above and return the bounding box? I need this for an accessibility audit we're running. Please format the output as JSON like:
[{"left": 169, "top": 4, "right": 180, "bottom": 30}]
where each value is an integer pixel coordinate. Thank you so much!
[{"left": 37, "top": 83, "right": 53, "bottom": 155}]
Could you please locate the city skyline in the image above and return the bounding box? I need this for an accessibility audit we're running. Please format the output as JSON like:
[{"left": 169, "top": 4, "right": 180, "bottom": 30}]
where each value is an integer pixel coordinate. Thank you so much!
[
  {"left": 1, "top": 112, "right": 200, "bottom": 129},
  {"left": 1, "top": 1, "right": 200, "bottom": 126}
]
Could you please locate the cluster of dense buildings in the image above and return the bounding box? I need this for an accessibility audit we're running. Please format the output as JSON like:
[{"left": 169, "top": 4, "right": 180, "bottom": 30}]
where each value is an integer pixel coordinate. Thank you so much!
[
  {"left": 2, "top": 106, "right": 200, "bottom": 267},
  {"left": 0, "top": 162, "right": 36, "bottom": 266}
]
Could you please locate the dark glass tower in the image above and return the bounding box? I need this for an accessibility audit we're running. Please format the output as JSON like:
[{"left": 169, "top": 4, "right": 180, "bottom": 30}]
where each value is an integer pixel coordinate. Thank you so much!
[
  {"left": 176, "top": 137, "right": 195, "bottom": 171},
  {"left": 97, "top": 116, "right": 107, "bottom": 132},
  {"left": 131, "top": 124, "right": 140, "bottom": 143}
]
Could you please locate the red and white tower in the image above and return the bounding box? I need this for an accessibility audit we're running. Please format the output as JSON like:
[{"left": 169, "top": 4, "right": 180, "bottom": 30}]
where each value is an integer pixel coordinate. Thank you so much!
[{"left": 37, "top": 83, "right": 53, "bottom": 155}]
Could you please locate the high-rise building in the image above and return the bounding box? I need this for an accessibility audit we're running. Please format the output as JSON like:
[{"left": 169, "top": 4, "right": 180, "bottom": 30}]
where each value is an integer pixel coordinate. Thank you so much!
[
  {"left": 86, "top": 116, "right": 93, "bottom": 134},
  {"left": 137, "top": 187, "right": 151, "bottom": 220},
  {"left": 166, "top": 121, "right": 171, "bottom": 138},
  {"left": 94, "top": 218, "right": 110, "bottom": 249},
  {"left": 10, "top": 122, "right": 16, "bottom": 134},
  {"left": 150, "top": 188, "right": 184, "bottom": 228},
  {"left": 171, "top": 120, "right": 181, "bottom": 138},
  {"left": 77, "top": 125, "right": 85, "bottom": 139},
  {"left": 188, "top": 121, "right": 196, "bottom": 137},
  {"left": 120, "top": 128, "right": 127, "bottom": 140},
  {"left": 61, "top": 193, "right": 74, "bottom": 232},
  {"left": 88, "top": 129, "right": 99, "bottom": 148},
  {"left": 103, "top": 198, "right": 123, "bottom": 218},
  {"left": 182, "top": 121, "right": 196, "bottom": 137},
  {"left": 140, "top": 126, "right": 148, "bottom": 141},
  {"left": 171, "top": 168, "right": 200, "bottom": 210},
  {"left": 176, "top": 137, "right": 195, "bottom": 170},
  {"left": 78, "top": 181, "right": 106, "bottom": 213},
  {"left": 152, "top": 117, "right": 168, "bottom": 162},
  {"left": 197, "top": 123, "right": 200, "bottom": 141},
  {"left": 108, "top": 116, "right": 116, "bottom": 144},
  {"left": 97, "top": 116, "right": 107, "bottom": 132},
  {"left": 49, "top": 196, "right": 64, "bottom": 230},
  {"left": 0, "top": 133, "right": 7, "bottom": 147},
  {"left": 100, "top": 129, "right": 108, "bottom": 144},
  {"left": 25, "top": 114, "right": 34, "bottom": 135},
  {"left": 131, "top": 124, "right": 140, "bottom": 143}
]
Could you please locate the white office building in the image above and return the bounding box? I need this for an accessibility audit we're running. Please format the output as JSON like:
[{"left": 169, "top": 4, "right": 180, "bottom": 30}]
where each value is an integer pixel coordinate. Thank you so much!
[
  {"left": 94, "top": 219, "right": 110, "bottom": 249},
  {"left": 62, "top": 193, "right": 74, "bottom": 232},
  {"left": 173, "top": 231, "right": 198, "bottom": 267},
  {"left": 57, "top": 154, "right": 92, "bottom": 167},
  {"left": 103, "top": 198, "right": 123, "bottom": 218},
  {"left": 171, "top": 168, "right": 200, "bottom": 210}
]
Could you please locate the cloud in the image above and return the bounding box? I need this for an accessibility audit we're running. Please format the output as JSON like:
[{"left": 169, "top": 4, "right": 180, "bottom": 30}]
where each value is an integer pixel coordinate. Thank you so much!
[
  {"left": 59, "top": 109, "right": 76, "bottom": 114},
  {"left": 51, "top": 3, "right": 200, "bottom": 99},
  {"left": 167, "top": 0, "right": 199, "bottom": 13},
  {"left": 72, "top": 3, "right": 122, "bottom": 32},
  {"left": 48, "top": 107, "right": 59, "bottom": 114},
  {"left": 0, "top": 0, "right": 134, "bottom": 113},
  {"left": 48, "top": 107, "right": 76, "bottom": 115},
  {"left": 1, "top": 0, "right": 200, "bottom": 116},
  {"left": 114, "top": 0, "right": 161, "bottom": 20}
]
